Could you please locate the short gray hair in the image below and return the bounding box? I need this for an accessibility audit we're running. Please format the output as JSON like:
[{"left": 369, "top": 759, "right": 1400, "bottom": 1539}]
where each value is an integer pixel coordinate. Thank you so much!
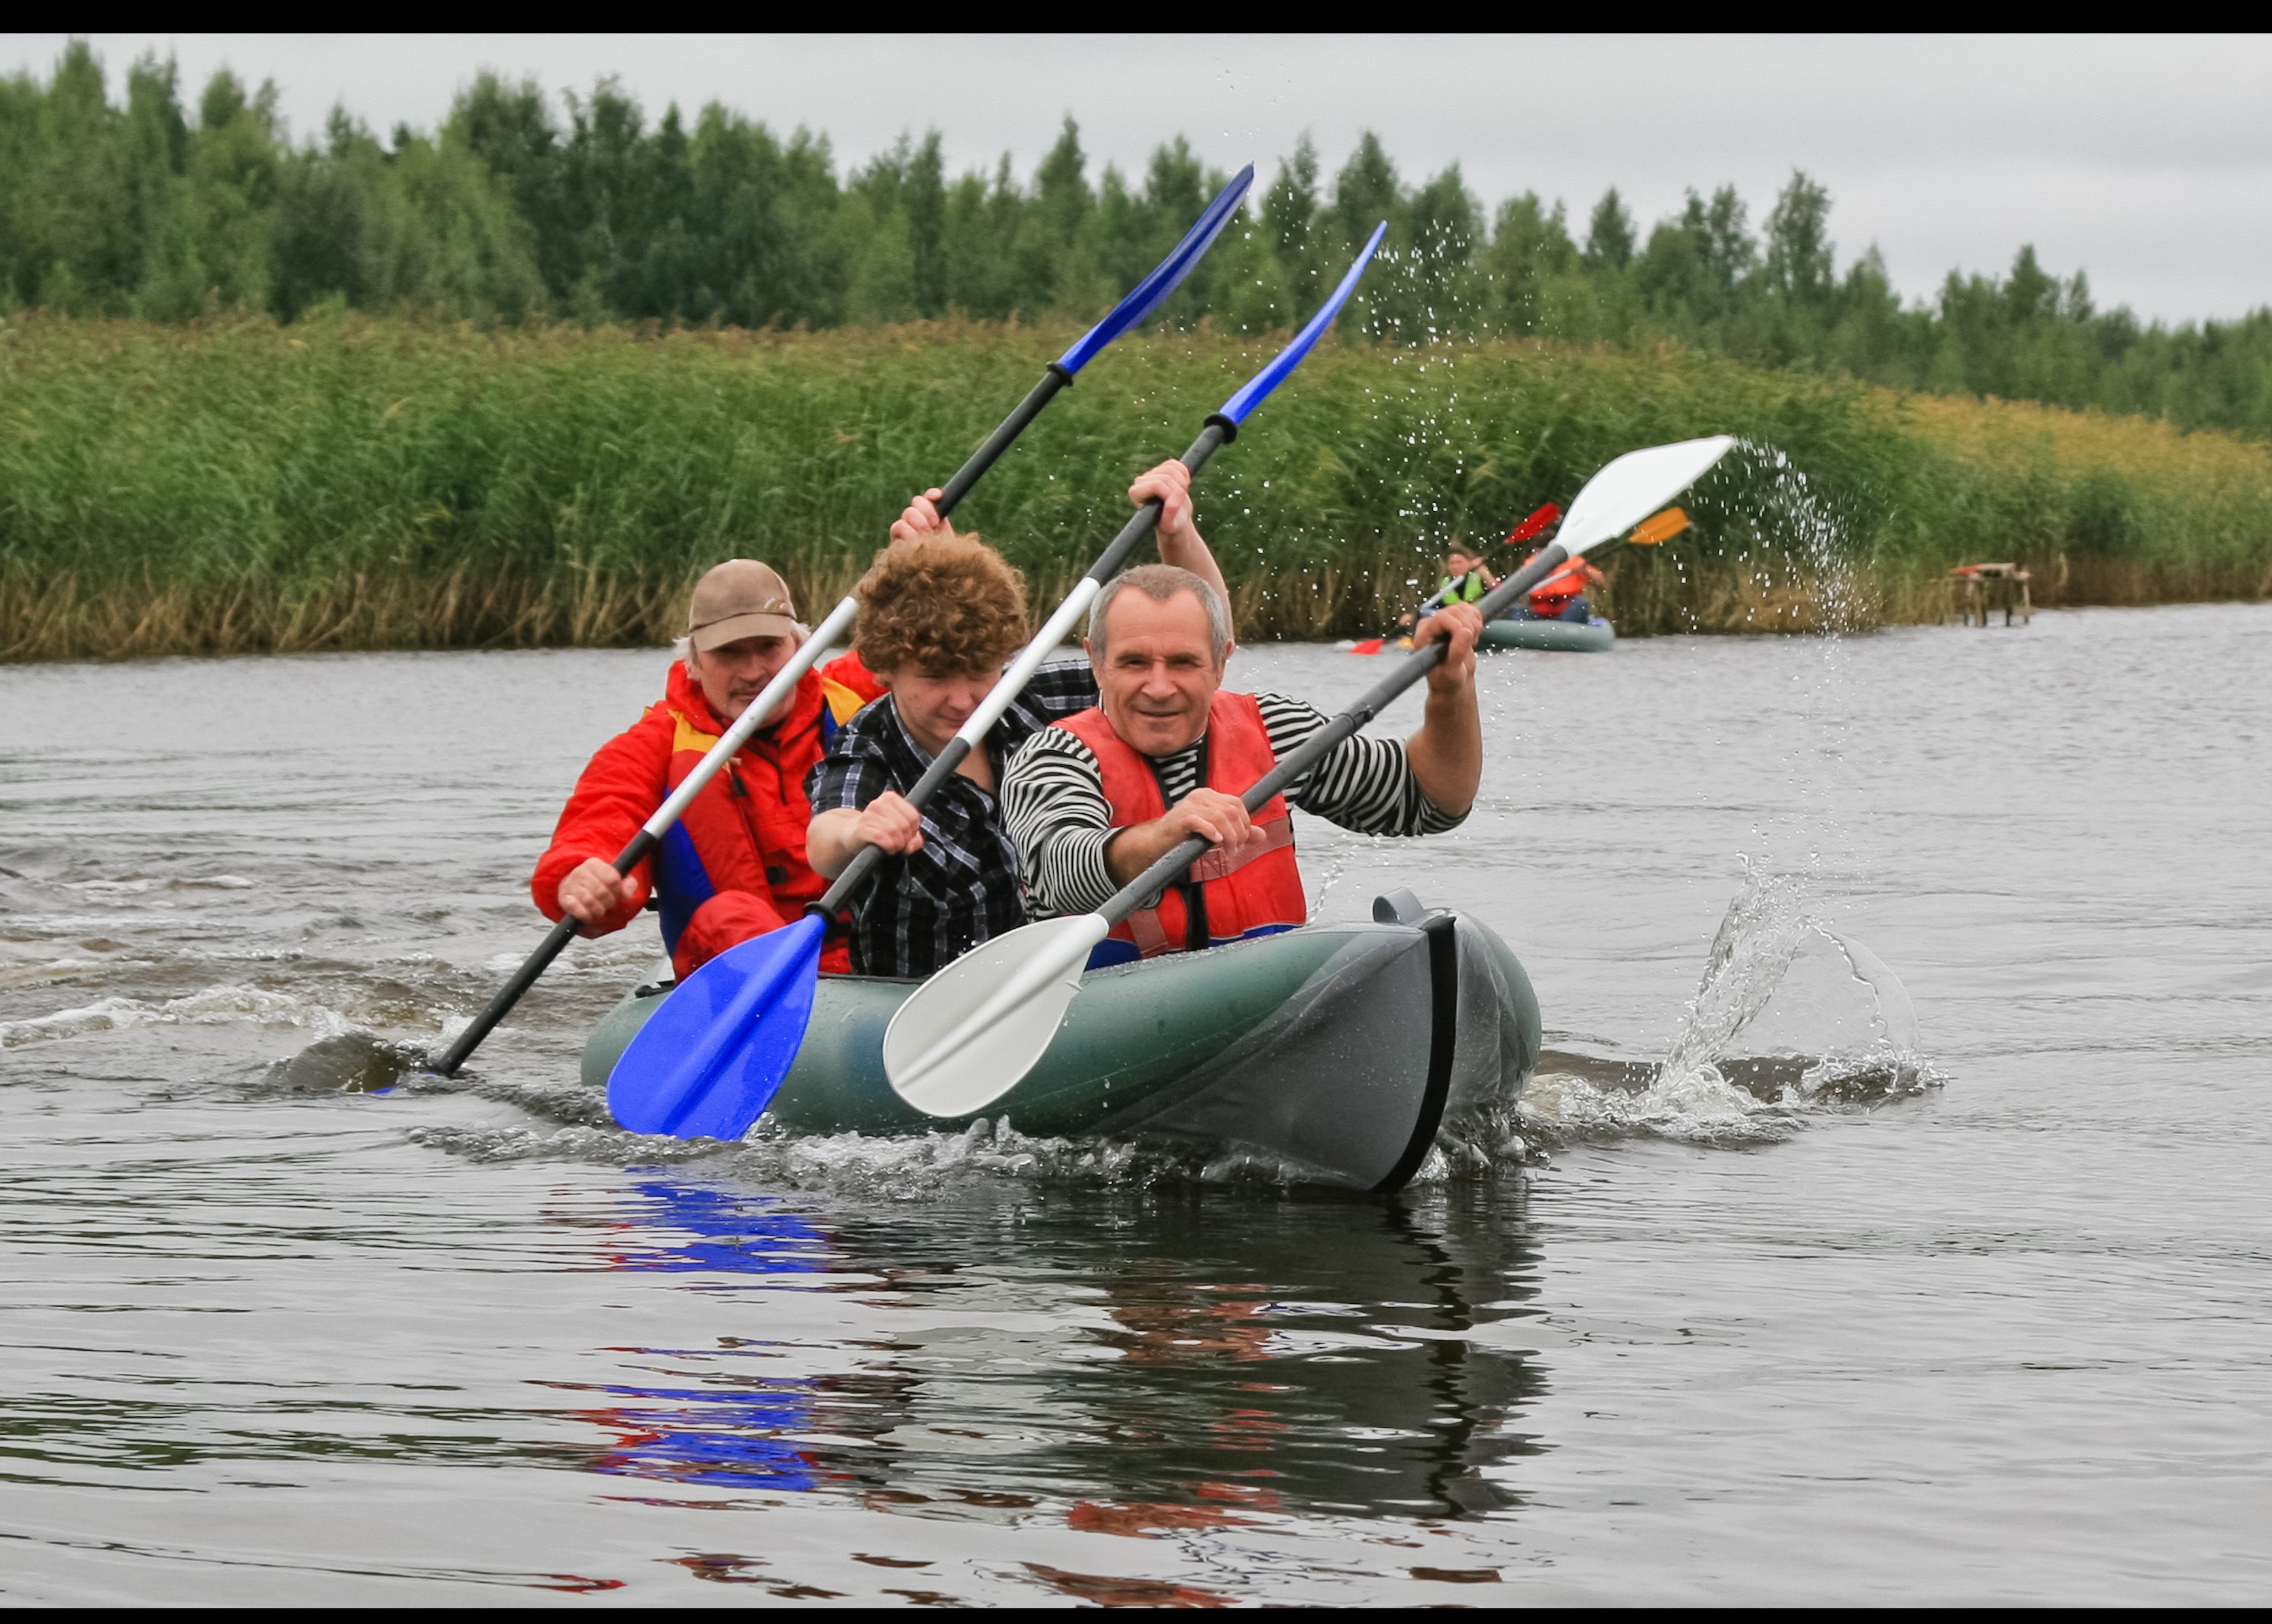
[{"left": 1089, "top": 564, "right": 1231, "bottom": 664}]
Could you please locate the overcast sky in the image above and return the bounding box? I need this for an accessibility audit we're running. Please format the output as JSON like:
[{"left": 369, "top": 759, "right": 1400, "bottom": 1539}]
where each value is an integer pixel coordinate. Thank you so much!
[{"left": 10, "top": 33, "right": 2270, "bottom": 325}]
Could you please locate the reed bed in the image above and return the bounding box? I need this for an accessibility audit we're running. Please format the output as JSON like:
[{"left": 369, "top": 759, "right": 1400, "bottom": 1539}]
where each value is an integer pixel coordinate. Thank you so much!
[{"left": 5, "top": 313, "right": 2269, "bottom": 660}]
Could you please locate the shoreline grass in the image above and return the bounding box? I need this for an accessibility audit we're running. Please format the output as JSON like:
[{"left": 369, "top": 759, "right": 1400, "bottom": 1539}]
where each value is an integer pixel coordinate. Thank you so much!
[{"left": 5, "top": 314, "right": 2269, "bottom": 661}]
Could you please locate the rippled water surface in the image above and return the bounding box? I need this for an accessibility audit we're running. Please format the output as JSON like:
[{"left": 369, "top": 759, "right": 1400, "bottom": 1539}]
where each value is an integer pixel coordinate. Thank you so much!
[{"left": 5, "top": 605, "right": 2269, "bottom": 1604}]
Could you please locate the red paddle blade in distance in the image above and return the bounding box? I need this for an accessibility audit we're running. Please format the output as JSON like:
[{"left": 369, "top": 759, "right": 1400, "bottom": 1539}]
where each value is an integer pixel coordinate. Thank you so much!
[
  {"left": 1508, "top": 504, "right": 1563, "bottom": 549},
  {"left": 1504, "top": 503, "right": 1560, "bottom": 546}
]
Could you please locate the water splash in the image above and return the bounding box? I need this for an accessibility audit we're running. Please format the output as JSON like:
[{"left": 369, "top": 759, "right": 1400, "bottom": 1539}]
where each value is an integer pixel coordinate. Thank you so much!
[{"left": 1517, "top": 868, "right": 1936, "bottom": 1147}]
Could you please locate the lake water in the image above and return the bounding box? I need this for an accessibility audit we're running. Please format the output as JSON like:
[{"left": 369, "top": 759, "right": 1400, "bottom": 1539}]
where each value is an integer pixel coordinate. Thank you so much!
[{"left": 3, "top": 604, "right": 2268, "bottom": 1604}]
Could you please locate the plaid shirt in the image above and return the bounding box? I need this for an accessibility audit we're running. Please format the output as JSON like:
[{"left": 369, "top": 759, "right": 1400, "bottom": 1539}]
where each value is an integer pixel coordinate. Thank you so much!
[{"left": 804, "top": 658, "right": 1100, "bottom": 978}]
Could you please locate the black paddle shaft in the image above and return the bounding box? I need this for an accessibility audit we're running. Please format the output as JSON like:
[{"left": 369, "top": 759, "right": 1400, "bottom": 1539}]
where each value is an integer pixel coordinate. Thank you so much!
[
  {"left": 814, "top": 417, "right": 1236, "bottom": 919},
  {"left": 1104, "top": 541, "right": 1570, "bottom": 930},
  {"left": 428, "top": 826, "right": 663, "bottom": 1077},
  {"left": 424, "top": 369, "right": 1091, "bottom": 1078},
  {"left": 933, "top": 365, "right": 1071, "bottom": 518}
]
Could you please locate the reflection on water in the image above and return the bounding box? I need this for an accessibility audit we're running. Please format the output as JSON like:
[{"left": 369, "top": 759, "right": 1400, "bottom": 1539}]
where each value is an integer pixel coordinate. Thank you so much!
[
  {"left": 563, "top": 1180, "right": 1544, "bottom": 1528},
  {"left": 568, "top": 1184, "right": 831, "bottom": 1493}
]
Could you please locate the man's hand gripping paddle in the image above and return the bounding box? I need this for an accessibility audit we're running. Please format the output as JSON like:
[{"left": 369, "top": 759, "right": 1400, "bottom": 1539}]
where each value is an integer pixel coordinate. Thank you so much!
[
  {"left": 432, "top": 168, "right": 1252, "bottom": 1088},
  {"left": 884, "top": 434, "right": 1737, "bottom": 1119},
  {"left": 602, "top": 187, "right": 1339, "bottom": 1142}
]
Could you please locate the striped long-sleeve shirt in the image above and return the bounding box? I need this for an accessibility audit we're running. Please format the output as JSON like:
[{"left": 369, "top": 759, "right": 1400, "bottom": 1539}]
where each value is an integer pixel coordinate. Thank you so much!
[{"left": 998, "top": 691, "right": 1466, "bottom": 916}]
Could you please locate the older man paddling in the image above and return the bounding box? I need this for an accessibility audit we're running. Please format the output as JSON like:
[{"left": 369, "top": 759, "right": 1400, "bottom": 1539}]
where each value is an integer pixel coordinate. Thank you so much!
[
  {"left": 1000, "top": 568, "right": 1483, "bottom": 964},
  {"left": 532, "top": 561, "right": 868, "bottom": 980}
]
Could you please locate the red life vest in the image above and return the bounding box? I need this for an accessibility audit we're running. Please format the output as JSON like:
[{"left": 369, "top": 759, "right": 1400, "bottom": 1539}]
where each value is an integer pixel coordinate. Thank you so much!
[
  {"left": 1525, "top": 552, "right": 1606, "bottom": 617},
  {"left": 1055, "top": 691, "right": 1308, "bottom": 963},
  {"left": 649, "top": 662, "right": 865, "bottom": 972},
  {"left": 820, "top": 649, "right": 889, "bottom": 707}
]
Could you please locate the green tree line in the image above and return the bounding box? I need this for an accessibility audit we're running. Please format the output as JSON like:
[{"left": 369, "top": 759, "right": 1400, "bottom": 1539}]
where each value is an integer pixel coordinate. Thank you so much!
[{"left": 6, "top": 41, "right": 2271, "bottom": 437}]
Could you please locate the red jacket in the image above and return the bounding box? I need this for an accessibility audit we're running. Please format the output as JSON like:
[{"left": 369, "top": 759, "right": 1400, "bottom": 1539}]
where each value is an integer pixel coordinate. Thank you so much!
[
  {"left": 532, "top": 660, "right": 864, "bottom": 979},
  {"left": 1055, "top": 691, "right": 1307, "bottom": 967}
]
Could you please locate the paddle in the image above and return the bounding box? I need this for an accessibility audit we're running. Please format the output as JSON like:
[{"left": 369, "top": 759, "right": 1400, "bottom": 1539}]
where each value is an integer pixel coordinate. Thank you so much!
[
  {"left": 882, "top": 434, "right": 1739, "bottom": 1118},
  {"left": 1630, "top": 506, "right": 1689, "bottom": 546},
  {"left": 1345, "top": 501, "right": 1568, "bottom": 655},
  {"left": 605, "top": 219, "right": 1394, "bottom": 1141},
  {"left": 426, "top": 166, "right": 1254, "bottom": 1081}
]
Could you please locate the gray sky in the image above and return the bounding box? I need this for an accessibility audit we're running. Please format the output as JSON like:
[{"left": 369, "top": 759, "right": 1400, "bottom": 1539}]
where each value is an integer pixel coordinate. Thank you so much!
[{"left": 10, "top": 33, "right": 2271, "bottom": 325}]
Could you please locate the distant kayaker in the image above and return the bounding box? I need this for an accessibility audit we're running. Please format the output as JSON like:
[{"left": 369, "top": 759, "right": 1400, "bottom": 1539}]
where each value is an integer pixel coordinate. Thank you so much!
[
  {"left": 803, "top": 461, "right": 1234, "bottom": 978},
  {"left": 1001, "top": 569, "right": 1483, "bottom": 964},
  {"left": 1395, "top": 543, "right": 1496, "bottom": 632},
  {"left": 1507, "top": 549, "right": 1606, "bottom": 623},
  {"left": 532, "top": 561, "right": 869, "bottom": 980}
]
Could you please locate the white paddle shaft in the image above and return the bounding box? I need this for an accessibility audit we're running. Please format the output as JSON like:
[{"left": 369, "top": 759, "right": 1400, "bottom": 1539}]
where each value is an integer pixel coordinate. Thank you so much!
[{"left": 645, "top": 592, "right": 861, "bottom": 840}]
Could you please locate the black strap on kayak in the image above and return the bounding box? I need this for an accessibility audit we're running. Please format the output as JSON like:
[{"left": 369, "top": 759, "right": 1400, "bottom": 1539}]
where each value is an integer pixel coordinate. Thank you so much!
[{"left": 1374, "top": 912, "right": 1462, "bottom": 1193}]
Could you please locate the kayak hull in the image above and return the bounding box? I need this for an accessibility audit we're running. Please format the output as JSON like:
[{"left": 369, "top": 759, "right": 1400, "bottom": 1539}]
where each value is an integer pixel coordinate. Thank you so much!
[
  {"left": 582, "top": 905, "right": 1540, "bottom": 1192},
  {"left": 1479, "top": 616, "right": 1614, "bottom": 653}
]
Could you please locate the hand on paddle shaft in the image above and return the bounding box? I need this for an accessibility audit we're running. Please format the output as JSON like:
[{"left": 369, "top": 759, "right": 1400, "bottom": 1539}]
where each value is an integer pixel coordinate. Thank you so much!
[
  {"left": 425, "top": 168, "right": 1256, "bottom": 1080},
  {"left": 605, "top": 219, "right": 1394, "bottom": 1142},
  {"left": 882, "top": 436, "right": 1740, "bottom": 1119}
]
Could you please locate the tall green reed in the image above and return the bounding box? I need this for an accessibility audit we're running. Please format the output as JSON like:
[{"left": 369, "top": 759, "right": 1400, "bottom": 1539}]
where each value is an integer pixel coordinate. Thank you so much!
[{"left": 4, "top": 313, "right": 2268, "bottom": 660}]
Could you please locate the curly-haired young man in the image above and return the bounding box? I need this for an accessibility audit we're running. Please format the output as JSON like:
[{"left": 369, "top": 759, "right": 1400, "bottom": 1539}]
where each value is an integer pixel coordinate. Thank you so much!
[{"left": 804, "top": 462, "right": 1229, "bottom": 978}]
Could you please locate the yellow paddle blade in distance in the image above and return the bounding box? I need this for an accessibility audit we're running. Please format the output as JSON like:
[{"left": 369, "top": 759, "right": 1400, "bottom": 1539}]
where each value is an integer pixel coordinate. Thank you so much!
[{"left": 1630, "top": 507, "right": 1689, "bottom": 546}]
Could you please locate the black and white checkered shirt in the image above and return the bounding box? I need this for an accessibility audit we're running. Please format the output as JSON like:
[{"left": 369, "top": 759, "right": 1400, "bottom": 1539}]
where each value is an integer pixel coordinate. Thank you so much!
[{"left": 804, "top": 658, "right": 1100, "bottom": 978}]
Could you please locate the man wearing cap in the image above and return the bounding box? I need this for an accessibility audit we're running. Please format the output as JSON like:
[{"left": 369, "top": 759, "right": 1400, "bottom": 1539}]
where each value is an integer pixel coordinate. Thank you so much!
[{"left": 532, "top": 561, "right": 869, "bottom": 981}]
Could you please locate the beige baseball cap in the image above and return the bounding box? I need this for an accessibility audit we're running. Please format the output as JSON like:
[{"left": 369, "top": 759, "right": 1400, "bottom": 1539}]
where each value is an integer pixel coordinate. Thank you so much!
[{"left": 686, "top": 559, "right": 798, "bottom": 652}]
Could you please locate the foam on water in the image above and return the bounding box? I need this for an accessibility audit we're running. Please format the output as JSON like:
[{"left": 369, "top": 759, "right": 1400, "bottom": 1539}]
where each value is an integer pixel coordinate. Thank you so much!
[{"left": 0, "top": 982, "right": 350, "bottom": 1049}]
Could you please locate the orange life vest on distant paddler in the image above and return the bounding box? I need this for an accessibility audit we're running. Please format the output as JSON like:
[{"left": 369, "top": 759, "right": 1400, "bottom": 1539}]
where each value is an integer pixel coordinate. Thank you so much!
[
  {"left": 1055, "top": 691, "right": 1308, "bottom": 966},
  {"left": 1526, "top": 553, "right": 1606, "bottom": 617}
]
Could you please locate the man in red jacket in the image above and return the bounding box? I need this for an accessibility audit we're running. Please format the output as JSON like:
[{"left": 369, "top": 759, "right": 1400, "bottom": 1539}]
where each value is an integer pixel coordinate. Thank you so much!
[{"left": 532, "top": 560, "right": 866, "bottom": 980}]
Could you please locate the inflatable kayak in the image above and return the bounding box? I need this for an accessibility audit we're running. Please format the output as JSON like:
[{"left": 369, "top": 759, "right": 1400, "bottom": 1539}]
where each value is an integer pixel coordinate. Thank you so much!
[
  {"left": 583, "top": 892, "right": 1540, "bottom": 1192},
  {"left": 1479, "top": 615, "right": 1614, "bottom": 653}
]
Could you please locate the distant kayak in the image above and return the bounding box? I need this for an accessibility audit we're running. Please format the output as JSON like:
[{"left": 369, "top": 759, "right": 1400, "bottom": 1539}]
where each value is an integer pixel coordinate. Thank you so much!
[
  {"left": 583, "top": 899, "right": 1541, "bottom": 1192},
  {"left": 1478, "top": 616, "right": 1615, "bottom": 653}
]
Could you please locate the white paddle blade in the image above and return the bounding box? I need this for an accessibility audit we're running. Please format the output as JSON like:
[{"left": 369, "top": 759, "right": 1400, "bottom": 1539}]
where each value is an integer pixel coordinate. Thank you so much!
[
  {"left": 1559, "top": 436, "right": 1736, "bottom": 558},
  {"left": 884, "top": 914, "right": 1111, "bottom": 1117}
]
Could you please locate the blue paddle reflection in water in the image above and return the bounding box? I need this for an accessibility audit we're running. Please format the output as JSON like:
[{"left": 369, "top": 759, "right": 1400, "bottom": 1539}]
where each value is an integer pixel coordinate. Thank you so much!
[{"left": 577, "top": 1182, "right": 835, "bottom": 1491}]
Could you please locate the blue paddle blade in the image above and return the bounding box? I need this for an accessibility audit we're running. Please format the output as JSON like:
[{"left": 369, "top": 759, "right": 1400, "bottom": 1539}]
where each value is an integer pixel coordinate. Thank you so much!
[
  {"left": 1055, "top": 164, "right": 1255, "bottom": 377},
  {"left": 1216, "top": 219, "right": 1387, "bottom": 427},
  {"left": 606, "top": 914, "right": 826, "bottom": 1140}
]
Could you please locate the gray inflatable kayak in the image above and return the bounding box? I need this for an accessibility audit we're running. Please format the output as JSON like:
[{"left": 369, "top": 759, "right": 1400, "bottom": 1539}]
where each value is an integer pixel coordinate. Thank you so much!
[
  {"left": 1479, "top": 616, "right": 1615, "bottom": 653},
  {"left": 583, "top": 892, "right": 1540, "bottom": 1192}
]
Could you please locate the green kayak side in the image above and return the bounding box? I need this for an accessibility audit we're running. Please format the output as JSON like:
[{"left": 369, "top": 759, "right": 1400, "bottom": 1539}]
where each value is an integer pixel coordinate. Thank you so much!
[
  {"left": 582, "top": 899, "right": 1542, "bottom": 1191},
  {"left": 1479, "top": 616, "right": 1615, "bottom": 653}
]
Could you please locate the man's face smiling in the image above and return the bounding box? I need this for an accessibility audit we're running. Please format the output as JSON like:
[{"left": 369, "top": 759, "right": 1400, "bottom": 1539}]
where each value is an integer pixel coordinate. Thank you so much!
[{"left": 1089, "top": 590, "right": 1228, "bottom": 758}]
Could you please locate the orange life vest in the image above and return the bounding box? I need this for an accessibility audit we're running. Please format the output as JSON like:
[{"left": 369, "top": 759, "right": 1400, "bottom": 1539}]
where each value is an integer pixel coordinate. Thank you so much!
[
  {"left": 1055, "top": 691, "right": 1308, "bottom": 965},
  {"left": 1526, "top": 554, "right": 1606, "bottom": 617},
  {"left": 650, "top": 664, "right": 866, "bottom": 964}
]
